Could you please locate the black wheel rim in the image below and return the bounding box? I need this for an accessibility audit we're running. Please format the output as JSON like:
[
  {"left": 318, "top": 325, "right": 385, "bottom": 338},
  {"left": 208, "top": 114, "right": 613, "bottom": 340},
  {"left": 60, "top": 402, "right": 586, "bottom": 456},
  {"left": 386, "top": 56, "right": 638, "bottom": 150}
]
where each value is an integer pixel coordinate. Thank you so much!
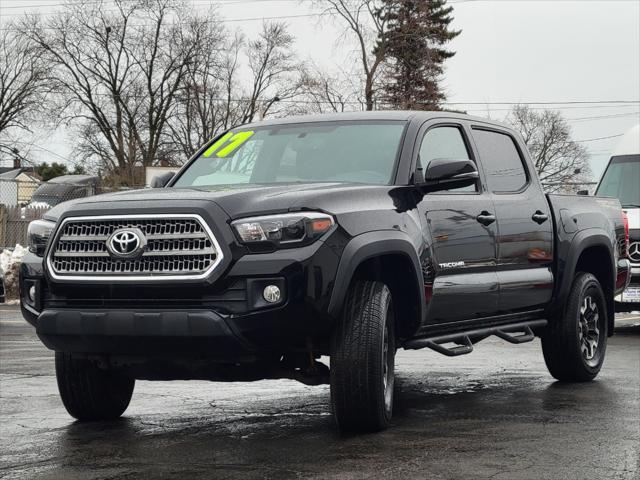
[{"left": 578, "top": 294, "right": 601, "bottom": 366}]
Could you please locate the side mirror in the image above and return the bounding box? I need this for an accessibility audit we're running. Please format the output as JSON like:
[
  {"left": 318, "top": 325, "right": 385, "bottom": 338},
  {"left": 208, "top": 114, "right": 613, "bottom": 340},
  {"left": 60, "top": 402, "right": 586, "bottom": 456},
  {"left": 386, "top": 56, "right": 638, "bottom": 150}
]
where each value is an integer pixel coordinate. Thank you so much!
[
  {"left": 150, "top": 171, "right": 175, "bottom": 188},
  {"left": 576, "top": 189, "right": 589, "bottom": 196},
  {"left": 417, "top": 158, "right": 479, "bottom": 192}
]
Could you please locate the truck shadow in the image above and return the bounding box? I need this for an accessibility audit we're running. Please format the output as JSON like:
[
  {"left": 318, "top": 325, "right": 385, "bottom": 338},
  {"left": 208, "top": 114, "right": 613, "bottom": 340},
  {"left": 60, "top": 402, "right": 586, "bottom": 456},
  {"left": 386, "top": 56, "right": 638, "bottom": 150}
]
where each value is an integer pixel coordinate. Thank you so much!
[{"left": 44, "top": 371, "right": 625, "bottom": 479}]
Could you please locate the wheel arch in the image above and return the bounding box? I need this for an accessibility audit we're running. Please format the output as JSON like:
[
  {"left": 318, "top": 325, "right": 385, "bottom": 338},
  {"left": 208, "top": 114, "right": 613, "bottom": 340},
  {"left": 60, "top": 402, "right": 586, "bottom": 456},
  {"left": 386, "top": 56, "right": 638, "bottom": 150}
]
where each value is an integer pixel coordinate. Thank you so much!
[
  {"left": 554, "top": 231, "right": 616, "bottom": 335},
  {"left": 327, "top": 230, "right": 425, "bottom": 340}
]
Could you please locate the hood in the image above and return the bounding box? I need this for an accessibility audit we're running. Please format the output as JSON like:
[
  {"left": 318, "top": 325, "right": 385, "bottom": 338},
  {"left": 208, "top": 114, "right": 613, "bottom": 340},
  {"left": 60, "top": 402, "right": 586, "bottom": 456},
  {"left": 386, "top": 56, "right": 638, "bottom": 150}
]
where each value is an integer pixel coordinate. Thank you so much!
[{"left": 44, "top": 183, "right": 404, "bottom": 221}]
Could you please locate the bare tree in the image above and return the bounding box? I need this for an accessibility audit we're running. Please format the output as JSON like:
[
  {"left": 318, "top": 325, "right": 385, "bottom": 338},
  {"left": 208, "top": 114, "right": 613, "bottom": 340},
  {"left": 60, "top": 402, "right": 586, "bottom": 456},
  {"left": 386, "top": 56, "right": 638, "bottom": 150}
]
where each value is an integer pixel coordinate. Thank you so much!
[
  {"left": 0, "top": 23, "right": 48, "bottom": 161},
  {"left": 319, "top": 0, "right": 389, "bottom": 110},
  {"left": 125, "top": 2, "right": 209, "bottom": 171},
  {"left": 165, "top": 23, "right": 233, "bottom": 159},
  {"left": 240, "top": 22, "right": 302, "bottom": 123},
  {"left": 509, "top": 105, "right": 592, "bottom": 193},
  {"left": 298, "top": 65, "right": 359, "bottom": 113},
  {"left": 166, "top": 21, "right": 303, "bottom": 159},
  {"left": 21, "top": 0, "right": 207, "bottom": 185},
  {"left": 22, "top": 1, "right": 141, "bottom": 182}
]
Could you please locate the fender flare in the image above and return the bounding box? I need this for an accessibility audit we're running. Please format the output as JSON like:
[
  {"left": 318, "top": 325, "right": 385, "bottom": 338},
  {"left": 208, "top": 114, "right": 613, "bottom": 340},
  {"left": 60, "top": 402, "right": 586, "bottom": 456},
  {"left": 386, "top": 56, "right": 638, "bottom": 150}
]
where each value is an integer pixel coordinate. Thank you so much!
[
  {"left": 327, "top": 230, "right": 425, "bottom": 324},
  {"left": 553, "top": 229, "right": 615, "bottom": 329}
]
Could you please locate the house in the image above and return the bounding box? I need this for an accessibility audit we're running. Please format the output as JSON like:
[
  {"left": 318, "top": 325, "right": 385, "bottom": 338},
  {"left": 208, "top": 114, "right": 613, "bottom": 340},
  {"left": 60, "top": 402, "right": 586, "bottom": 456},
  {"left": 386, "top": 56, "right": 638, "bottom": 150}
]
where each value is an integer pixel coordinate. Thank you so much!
[{"left": 0, "top": 165, "right": 41, "bottom": 205}]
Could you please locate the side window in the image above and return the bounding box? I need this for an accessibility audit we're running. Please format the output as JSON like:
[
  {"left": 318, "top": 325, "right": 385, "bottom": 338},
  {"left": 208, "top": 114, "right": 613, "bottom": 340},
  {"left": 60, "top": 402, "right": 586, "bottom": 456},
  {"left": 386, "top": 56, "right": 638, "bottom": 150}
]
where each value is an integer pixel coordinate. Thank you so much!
[
  {"left": 472, "top": 129, "right": 528, "bottom": 192},
  {"left": 419, "top": 126, "right": 476, "bottom": 192}
]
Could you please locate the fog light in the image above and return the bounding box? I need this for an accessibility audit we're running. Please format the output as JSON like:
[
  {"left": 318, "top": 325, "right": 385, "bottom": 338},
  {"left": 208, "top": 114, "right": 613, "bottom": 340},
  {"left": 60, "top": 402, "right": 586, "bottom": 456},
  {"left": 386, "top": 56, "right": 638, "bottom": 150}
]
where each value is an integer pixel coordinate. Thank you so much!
[
  {"left": 28, "top": 285, "right": 36, "bottom": 303},
  {"left": 263, "top": 285, "right": 281, "bottom": 303}
]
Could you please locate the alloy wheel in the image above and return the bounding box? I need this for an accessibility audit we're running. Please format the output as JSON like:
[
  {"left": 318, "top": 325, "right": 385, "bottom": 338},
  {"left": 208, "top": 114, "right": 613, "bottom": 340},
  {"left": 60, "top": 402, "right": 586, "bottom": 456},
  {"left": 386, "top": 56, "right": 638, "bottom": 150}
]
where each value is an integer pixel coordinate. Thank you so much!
[{"left": 578, "top": 295, "right": 600, "bottom": 362}]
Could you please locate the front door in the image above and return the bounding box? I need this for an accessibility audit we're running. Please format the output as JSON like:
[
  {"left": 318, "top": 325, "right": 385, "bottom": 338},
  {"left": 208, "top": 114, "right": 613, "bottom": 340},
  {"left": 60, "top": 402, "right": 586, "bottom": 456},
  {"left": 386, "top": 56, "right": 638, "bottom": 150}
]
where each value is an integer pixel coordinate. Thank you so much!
[{"left": 415, "top": 122, "right": 500, "bottom": 327}]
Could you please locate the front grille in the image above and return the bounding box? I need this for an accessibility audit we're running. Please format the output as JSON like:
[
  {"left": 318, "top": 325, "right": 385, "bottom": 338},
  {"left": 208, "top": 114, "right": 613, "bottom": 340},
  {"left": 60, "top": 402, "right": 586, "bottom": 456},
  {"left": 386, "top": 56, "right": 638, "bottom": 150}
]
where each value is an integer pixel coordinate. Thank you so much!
[
  {"left": 47, "top": 215, "right": 222, "bottom": 280},
  {"left": 629, "top": 241, "right": 640, "bottom": 263}
]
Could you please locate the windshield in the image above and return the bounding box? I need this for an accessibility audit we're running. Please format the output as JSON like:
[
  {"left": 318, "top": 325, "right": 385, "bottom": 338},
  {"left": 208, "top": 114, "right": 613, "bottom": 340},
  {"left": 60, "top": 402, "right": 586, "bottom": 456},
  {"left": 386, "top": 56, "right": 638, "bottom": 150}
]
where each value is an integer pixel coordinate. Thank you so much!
[
  {"left": 595, "top": 155, "right": 640, "bottom": 207},
  {"left": 172, "top": 121, "right": 406, "bottom": 188}
]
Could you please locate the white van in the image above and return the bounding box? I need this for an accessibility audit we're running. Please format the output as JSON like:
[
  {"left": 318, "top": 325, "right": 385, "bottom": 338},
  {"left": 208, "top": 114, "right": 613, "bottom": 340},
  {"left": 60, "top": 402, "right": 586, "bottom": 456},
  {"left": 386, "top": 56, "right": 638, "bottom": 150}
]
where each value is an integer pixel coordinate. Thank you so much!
[{"left": 596, "top": 124, "right": 640, "bottom": 311}]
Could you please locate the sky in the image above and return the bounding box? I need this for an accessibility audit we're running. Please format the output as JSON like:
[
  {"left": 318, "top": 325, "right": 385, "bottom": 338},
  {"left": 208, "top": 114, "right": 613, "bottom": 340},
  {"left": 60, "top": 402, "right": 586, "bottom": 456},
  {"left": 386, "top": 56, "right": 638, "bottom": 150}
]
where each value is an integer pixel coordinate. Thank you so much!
[{"left": 1, "top": 0, "right": 639, "bottom": 179}]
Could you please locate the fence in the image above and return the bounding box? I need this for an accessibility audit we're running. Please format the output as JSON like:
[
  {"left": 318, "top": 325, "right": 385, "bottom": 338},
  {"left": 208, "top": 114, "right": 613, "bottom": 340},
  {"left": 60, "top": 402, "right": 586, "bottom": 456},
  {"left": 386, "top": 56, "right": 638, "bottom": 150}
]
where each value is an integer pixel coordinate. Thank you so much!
[
  {"left": 0, "top": 177, "right": 107, "bottom": 249},
  {"left": 0, "top": 178, "right": 41, "bottom": 206},
  {"left": 0, "top": 178, "right": 148, "bottom": 249},
  {"left": 0, "top": 205, "right": 49, "bottom": 249}
]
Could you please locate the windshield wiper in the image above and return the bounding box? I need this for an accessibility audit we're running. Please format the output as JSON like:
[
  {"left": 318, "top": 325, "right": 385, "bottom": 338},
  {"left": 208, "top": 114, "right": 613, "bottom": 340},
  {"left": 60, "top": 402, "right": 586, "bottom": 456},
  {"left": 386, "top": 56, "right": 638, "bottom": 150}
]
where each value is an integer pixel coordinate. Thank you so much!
[{"left": 622, "top": 204, "right": 640, "bottom": 208}]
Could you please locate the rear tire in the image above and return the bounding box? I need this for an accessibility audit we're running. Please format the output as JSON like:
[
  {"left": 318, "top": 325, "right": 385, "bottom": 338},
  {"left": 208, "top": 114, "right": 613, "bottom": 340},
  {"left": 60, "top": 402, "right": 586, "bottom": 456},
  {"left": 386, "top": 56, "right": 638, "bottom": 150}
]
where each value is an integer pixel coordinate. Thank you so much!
[
  {"left": 541, "top": 272, "right": 608, "bottom": 382},
  {"left": 56, "top": 352, "right": 135, "bottom": 421},
  {"left": 330, "top": 280, "right": 395, "bottom": 433}
]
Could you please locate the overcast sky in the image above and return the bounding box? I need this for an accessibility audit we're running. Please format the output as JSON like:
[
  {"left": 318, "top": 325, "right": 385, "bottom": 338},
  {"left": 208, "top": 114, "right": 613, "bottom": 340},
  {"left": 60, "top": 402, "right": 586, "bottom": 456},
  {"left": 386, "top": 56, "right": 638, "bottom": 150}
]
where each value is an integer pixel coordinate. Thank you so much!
[{"left": 1, "top": 0, "right": 639, "bottom": 177}]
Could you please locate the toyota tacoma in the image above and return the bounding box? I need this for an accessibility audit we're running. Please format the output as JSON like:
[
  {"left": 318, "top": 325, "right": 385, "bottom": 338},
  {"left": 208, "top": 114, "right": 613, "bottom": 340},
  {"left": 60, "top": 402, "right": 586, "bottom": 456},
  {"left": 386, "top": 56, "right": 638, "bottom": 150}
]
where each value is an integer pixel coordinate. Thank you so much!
[{"left": 20, "top": 112, "right": 632, "bottom": 432}]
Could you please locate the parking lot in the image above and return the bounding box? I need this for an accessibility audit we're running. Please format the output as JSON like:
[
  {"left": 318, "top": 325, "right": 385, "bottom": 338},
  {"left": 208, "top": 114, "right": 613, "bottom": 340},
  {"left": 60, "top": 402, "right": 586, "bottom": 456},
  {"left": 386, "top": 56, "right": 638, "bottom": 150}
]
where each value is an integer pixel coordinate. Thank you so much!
[{"left": 1, "top": 305, "right": 638, "bottom": 480}]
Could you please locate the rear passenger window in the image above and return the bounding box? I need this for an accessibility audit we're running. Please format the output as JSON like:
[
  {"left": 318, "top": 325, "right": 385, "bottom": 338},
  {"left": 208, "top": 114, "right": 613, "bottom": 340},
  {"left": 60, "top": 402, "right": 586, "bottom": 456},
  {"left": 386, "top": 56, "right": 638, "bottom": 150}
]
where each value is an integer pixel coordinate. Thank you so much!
[
  {"left": 420, "top": 126, "right": 476, "bottom": 192},
  {"left": 472, "top": 129, "right": 527, "bottom": 192}
]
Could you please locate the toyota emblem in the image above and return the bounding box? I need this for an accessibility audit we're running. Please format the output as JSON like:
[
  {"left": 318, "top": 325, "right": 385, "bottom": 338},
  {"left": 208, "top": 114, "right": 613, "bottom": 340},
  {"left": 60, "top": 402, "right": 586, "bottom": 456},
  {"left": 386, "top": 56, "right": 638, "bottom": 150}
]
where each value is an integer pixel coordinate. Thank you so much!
[{"left": 107, "top": 228, "right": 146, "bottom": 258}]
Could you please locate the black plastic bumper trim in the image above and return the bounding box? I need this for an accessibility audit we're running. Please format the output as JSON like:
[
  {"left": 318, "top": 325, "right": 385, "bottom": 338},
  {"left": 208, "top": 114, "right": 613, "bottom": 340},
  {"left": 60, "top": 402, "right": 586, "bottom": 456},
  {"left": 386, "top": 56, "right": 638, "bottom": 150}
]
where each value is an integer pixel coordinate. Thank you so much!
[{"left": 37, "top": 309, "right": 234, "bottom": 337}]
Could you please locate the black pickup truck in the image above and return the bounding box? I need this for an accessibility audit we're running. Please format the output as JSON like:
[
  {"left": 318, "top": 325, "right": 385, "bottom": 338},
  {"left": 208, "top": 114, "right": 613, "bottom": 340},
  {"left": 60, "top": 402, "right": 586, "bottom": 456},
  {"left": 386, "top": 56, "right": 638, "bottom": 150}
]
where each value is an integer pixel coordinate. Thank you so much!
[{"left": 20, "top": 112, "right": 631, "bottom": 432}]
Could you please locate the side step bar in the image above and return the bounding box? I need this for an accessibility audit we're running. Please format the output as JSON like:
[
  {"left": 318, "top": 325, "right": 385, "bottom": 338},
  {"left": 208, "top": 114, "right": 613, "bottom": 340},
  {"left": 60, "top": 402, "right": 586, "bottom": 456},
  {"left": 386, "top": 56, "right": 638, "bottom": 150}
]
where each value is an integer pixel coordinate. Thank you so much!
[{"left": 403, "top": 320, "right": 547, "bottom": 357}]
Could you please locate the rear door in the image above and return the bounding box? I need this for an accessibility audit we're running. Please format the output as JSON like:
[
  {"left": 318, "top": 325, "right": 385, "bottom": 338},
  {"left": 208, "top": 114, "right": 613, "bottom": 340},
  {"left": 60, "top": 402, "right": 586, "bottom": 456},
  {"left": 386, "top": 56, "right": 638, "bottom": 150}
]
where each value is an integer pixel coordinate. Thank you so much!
[
  {"left": 415, "top": 121, "right": 500, "bottom": 326},
  {"left": 470, "top": 126, "right": 554, "bottom": 313}
]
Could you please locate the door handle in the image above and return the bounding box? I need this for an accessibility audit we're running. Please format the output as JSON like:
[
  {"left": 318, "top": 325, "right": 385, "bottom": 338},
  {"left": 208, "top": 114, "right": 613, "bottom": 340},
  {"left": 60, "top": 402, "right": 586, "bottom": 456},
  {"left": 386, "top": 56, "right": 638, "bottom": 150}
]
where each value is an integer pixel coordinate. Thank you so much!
[
  {"left": 476, "top": 211, "right": 496, "bottom": 226},
  {"left": 532, "top": 211, "right": 548, "bottom": 224}
]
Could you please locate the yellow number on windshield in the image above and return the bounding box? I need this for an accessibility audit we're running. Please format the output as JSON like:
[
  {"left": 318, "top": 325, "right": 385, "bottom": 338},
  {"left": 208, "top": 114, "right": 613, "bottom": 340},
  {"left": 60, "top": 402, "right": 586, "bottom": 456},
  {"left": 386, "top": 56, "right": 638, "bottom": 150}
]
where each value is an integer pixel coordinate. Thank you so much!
[{"left": 203, "top": 131, "right": 255, "bottom": 158}]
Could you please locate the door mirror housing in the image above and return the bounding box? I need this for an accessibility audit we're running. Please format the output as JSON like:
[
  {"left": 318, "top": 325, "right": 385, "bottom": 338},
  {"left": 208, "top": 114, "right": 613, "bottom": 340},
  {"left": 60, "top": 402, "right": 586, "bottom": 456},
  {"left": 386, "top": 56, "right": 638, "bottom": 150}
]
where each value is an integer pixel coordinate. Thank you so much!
[
  {"left": 150, "top": 171, "right": 175, "bottom": 188},
  {"left": 416, "top": 158, "right": 479, "bottom": 193}
]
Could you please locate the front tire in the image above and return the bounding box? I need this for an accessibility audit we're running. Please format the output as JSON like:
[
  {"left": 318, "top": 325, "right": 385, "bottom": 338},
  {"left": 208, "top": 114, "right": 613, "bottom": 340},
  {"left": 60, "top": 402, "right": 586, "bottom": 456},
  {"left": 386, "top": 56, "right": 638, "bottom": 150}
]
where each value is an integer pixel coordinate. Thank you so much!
[
  {"left": 330, "top": 280, "right": 395, "bottom": 433},
  {"left": 56, "top": 352, "right": 135, "bottom": 421},
  {"left": 541, "top": 272, "right": 608, "bottom": 382}
]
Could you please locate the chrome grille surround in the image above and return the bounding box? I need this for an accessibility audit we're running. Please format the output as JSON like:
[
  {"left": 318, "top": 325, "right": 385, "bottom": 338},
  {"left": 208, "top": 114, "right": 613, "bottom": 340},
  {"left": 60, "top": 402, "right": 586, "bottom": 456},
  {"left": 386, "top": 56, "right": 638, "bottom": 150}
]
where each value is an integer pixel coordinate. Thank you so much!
[{"left": 46, "top": 214, "right": 223, "bottom": 281}]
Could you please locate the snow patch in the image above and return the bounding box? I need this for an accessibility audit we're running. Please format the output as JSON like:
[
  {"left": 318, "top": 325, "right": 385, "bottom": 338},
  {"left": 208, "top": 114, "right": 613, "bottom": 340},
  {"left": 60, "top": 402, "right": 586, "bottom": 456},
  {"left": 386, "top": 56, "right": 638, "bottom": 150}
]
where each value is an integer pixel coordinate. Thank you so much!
[{"left": 1, "top": 245, "right": 27, "bottom": 303}]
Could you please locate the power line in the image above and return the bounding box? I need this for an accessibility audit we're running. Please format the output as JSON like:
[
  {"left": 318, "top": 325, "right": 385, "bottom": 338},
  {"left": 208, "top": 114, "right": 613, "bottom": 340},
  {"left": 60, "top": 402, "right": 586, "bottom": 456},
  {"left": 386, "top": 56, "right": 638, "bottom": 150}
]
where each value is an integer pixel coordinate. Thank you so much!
[
  {"left": 26, "top": 108, "right": 640, "bottom": 128},
  {"left": 575, "top": 133, "right": 625, "bottom": 143},
  {"left": 450, "top": 0, "right": 638, "bottom": 2},
  {"left": 1, "top": 0, "right": 302, "bottom": 8},
  {"left": 3, "top": 83, "right": 637, "bottom": 107},
  {"left": 465, "top": 104, "right": 640, "bottom": 112},
  {"left": 565, "top": 111, "right": 640, "bottom": 122},
  {"left": 443, "top": 100, "right": 640, "bottom": 106},
  {"left": 2, "top": 0, "right": 638, "bottom": 19},
  {"left": 2, "top": 0, "right": 636, "bottom": 8},
  {"left": 8, "top": 140, "right": 74, "bottom": 163},
  {"left": 0, "top": 1, "right": 319, "bottom": 18},
  {"left": 0, "top": 8, "right": 323, "bottom": 19}
]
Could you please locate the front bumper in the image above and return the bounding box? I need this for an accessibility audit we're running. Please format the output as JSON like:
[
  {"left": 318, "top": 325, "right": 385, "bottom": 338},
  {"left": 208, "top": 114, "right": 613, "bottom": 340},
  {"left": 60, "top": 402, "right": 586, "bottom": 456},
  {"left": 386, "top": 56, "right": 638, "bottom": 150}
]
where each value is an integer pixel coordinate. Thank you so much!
[
  {"left": 20, "top": 227, "right": 346, "bottom": 357},
  {"left": 36, "top": 308, "right": 246, "bottom": 357},
  {"left": 614, "top": 259, "right": 639, "bottom": 310},
  {"left": 615, "top": 259, "right": 633, "bottom": 293},
  {"left": 31, "top": 308, "right": 301, "bottom": 361}
]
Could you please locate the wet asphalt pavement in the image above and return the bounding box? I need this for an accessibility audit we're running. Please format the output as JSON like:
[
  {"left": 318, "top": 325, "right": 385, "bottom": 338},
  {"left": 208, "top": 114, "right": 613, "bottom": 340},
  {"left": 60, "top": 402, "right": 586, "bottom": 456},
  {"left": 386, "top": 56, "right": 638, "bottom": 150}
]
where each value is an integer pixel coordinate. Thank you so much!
[{"left": 1, "top": 306, "right": 638, "bottom": 480}]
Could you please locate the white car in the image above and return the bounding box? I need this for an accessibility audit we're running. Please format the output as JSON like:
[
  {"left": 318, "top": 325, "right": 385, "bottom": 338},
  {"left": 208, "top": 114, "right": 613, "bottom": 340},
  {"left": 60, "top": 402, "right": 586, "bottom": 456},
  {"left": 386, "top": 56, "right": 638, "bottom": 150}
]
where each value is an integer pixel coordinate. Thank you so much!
[{"left": 596, "top": 124, "right": 640, "bottom": 311}]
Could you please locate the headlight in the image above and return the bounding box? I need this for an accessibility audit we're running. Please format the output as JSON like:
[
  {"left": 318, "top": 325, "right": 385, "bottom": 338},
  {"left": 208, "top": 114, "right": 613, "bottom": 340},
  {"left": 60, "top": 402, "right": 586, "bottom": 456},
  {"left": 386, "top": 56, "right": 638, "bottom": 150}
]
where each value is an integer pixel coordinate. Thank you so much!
[
  {"left": 232, "top": 212, "right": 334, "bottom": 248},
  {"left": 28, "top": 219, "right": 56, "bottom": 256}
]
